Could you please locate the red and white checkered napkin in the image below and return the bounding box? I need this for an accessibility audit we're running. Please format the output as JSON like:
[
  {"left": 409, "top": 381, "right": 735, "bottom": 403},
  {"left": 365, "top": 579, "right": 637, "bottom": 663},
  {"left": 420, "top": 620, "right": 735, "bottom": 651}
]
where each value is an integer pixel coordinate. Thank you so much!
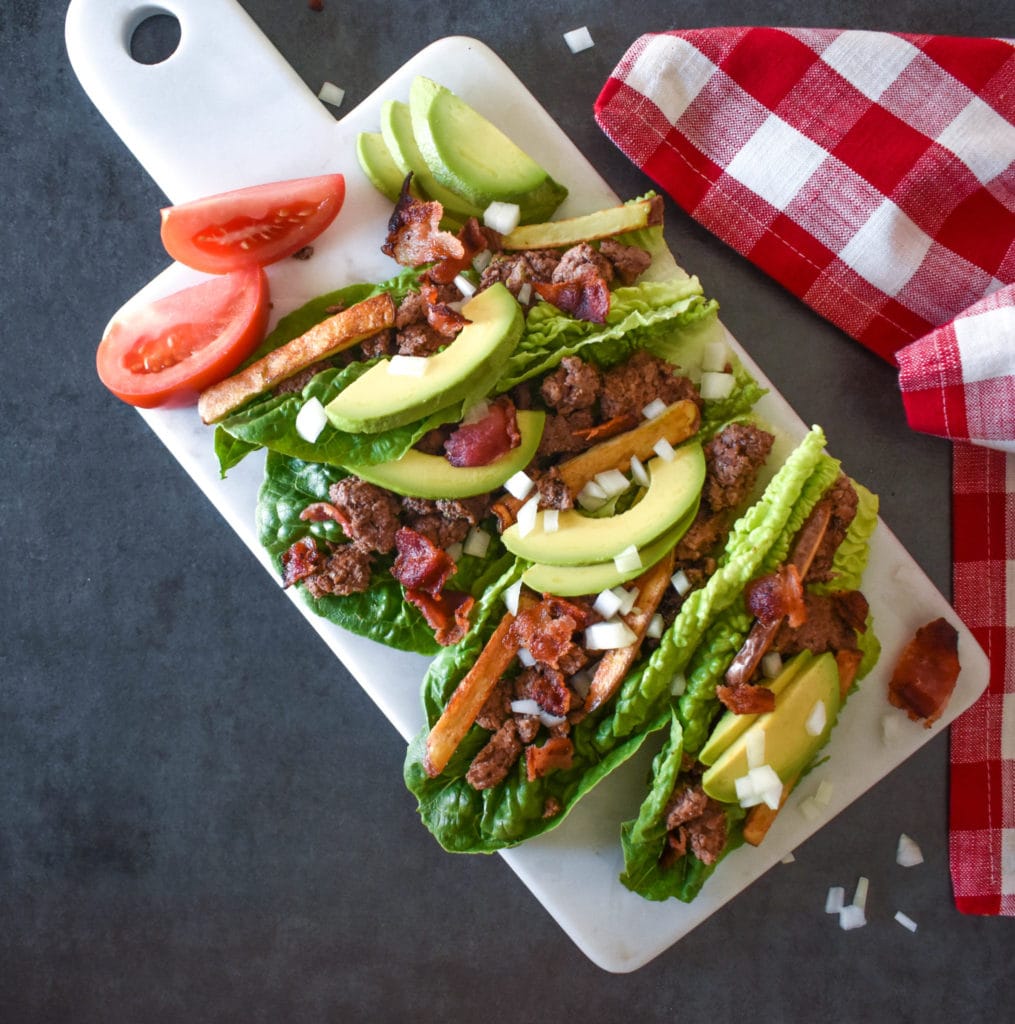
[{"left": 594, "top": 27, "right": 1015, "bottom": 914}]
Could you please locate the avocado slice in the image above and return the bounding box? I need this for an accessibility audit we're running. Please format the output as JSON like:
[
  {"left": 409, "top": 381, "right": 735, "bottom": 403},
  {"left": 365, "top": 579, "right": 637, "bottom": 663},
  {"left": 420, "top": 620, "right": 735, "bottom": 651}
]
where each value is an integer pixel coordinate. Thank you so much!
[
  {"left": 520, "top": 498, "right": 699, "bottom": 596},
  {"left": 502, "top": 442, "right": 705, "bottom": 566},
  {"left": 408, "top": 77, "right": 568, "bottom": 222},
  {"left": 697, "top": 652, "right": 815, "bottom": 766},
  {"left": 701, "top": 652, "right": 841, "bottom": 805},
  {"left": 356, "top": 131, "right": 411, "bottom": 204},
  {"left": 342, "top": 410, "right": 544, "bottom": 499},
  {"left": 325, "top": 283, "right": 522, "bottom": 435},
  {"left": 500, "top": 197, "right": 660, "bottom": 251},
  {"left": 380, "top": 100, "right": 483, "bottom": 222}
]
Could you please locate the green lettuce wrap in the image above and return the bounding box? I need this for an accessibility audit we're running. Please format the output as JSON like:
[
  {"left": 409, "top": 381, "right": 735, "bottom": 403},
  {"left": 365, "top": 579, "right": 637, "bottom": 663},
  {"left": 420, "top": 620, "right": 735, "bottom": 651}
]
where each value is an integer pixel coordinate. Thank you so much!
[
  {"left": 619, "top": 450, "right": 882, "bottom": 903},
  {"left": 402, "top": 426, "right": 836, "bottom": 853}
]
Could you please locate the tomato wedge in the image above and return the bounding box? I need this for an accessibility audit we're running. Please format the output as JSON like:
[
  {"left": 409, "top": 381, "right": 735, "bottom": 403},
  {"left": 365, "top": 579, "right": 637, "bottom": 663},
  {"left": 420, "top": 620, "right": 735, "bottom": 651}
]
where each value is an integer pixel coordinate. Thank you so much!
[
  {"left": 96, "top": 267, "right": 270, "bottom": 408},
  {"left": 160, "top": 174, "right": 346, "bottom": 273}
]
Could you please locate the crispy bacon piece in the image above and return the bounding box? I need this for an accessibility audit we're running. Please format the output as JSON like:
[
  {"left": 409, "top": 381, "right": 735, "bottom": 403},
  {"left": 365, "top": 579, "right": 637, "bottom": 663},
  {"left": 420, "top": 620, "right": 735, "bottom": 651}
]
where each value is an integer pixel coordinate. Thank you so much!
[
  {"left": 888, "top": 617, "right": 961, "bottom": 727},
  {"left": 506, "top": 596, "right": 591, "bottom": 670},
  {"left": 745, "top": 565, "right": 806, "bottom": 627},
  {"left": 515, "top": 664, "right": 572, "bottom": 718},
  {"left": 391, "top": 526, "right": 456, "bottom": 596},
  {"left": 280, "top": 536, "right": 328, "bottom": 588},
  {"left": 298, "top": 501, "right": 349, "bottom": 528},
  {"left": 405, "top": 588, "right": 474, "bottom": 647},
  {"left": 525, "top": 736, "right": 574, "bottom": 782},
  {"left": 716, "top": 680, "right": 776, "bottom": 715},
  {"left": 419, "top": 280, "right": 471, "bottom": 337},
  {"left": 381, "top": 176, "right": 465, "bottom": 268},
  {"left": 426, "top": 216, "right": 502, "bottom": 285},
  {"left": 443, "top": 396, "right": 521, "bottom": 468},
  {"left": 532, "top": 273, "right": 610, "bottom": 323}
]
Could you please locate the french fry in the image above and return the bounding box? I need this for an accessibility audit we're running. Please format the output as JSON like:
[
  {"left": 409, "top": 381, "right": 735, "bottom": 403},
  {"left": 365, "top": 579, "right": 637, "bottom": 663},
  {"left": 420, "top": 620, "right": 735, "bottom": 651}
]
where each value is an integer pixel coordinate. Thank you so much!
[
  {"left": 197, "top": 291, "right": 396, "bottom": 424},
  {"left": 581, "top": 549, "right": 676, "bottom": 714},
  {"left": 743, "top": 771, "right": 800, "bottom": 847},
  {"left": 423, "top": 593, "right": 535, "bottom": 778},
  {"left": 492, "top": 399, "right": 700, "bottom": 529}
]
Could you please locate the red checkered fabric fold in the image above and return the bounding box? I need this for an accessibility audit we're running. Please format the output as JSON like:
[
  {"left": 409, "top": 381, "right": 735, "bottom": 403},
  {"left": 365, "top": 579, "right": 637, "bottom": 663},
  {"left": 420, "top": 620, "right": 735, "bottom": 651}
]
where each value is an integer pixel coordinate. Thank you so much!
[{"left": 595, "top": 27, "right": 1015, "bottom": 914}]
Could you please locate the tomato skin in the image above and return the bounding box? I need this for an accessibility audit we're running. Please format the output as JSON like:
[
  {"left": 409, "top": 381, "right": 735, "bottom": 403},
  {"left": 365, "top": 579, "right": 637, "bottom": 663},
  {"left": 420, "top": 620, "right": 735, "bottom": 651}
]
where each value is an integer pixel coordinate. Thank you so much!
[
  {"left": 160, "top": 174, "right": 346, "bottom": 273},
  {"left": 96, "top": 267, "right": 270, "bottom": 408}
]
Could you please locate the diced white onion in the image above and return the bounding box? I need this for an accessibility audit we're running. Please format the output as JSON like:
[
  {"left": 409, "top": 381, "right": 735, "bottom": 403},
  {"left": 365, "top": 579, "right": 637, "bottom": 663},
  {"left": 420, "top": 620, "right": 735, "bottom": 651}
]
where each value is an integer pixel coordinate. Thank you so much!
[
  {"left": 629, "top": 455, "right": 650, "bottom": 489},
  {"left": 510, "top": 698, "right": 542, "bottom": 716},
  {"left": 700, "top": 371, "right": 736, "bottom": 401},
  {"left": 516, "top": 495, "right": 540, "bottom": 537},
  {"left": 881, "top": 713, "right": 901, "bottom": 745},
  {"left": 593, "top": 588, "right": 624, "bottom": 620},
  {"left": 463, "top": 526, "right": 490, "bottom": 558},
  {"left": 746, "top": 729, "right": 766, "bottom": 770},
  {"left": 517, "top": 646, "right": 536, "bottom": 667},
  {"left": 781, "top": 851, "right": 796, "bottom": 865},
  {"left": 453, "top": 273, "right": 477, "bottom": 298},
  {"left": 388, "top": 354, "right": 428, "bottom": 377},
  {"left": 641, "top": 398, "right": 667, "bottom": 421},
  {"left": 585, "top": 619, "right": 637, "bottom": 650},
  {"left": 542, "top": 509, "right": 559, "bottom": 533},
  {"left": 761, "top": 651, "right": 783, "bottom": 679},
  {"left": 445, "top": 541, "right": 464, "bottom": 563},
  {"left": 563, "top": 26, "right": 595, "bottom": 52},
  {"left": 838, "top": 904, "right": 867, "bottom": 930},
  {"left": 734, "top": 764, "right": 783, "bottom": 809},
  {"left": 317, "top": 81, "right": 345, "bottom": 108},
  {"left": 472, "top": 248, "right": 493, "bottom": 273},
  {"left": 295, "top": 396, "right": 328, "bottom": 443},
  {"left": 503, "top": 579, "right": 523, "bottom": 615},
  {"left": 538, "top": 710, "right": 567, "bottom": 728},
  {"left": 894, "top": 910, "right": 918, "bottom": 933},
  {"left": 517, "top": 281, "right": 533, "bottom": 305},
  {"left": 896, "top": 833, "right": 924, "bottom": 867},
  {"left": 735, "top": 775, "right": 756, "bottom": 803},
  {"left": 653, "top": 437, "right": 676, "bottom": 462},
  {"left": 852, "top": 876, "right": 870, "bottom": 913},
  {"left": 504, "top": 469, "right": 535, "bottom": 500},
  {"left": 701, "top": 339, "right": 729, "bottom": 373},
  {"left": 671, "top": 569, "right": 692, "bottom": 597},
  {"left": 613, "top": 544, "right": 642, "bottom": 574},
  {"left": 483, "top": 201, "right": 521, "bottom": 234},
  {"left": 670, "top": 672, "right": 687, "bottom": 696},
  {"left": 646, "top": 613, "right": 664, "bottom": 639},
  {"left": 825, "top": 886, "right": 845, "bottom": 914},
  {"left": 594, "top": 468, "right": 630, "bottom": 498},
  {"left": 799, "top": 796, "right": 823, "bottom": 821},
  {"left": 570, "top": 668, "right": 594, "bottom": 699},
  {"left": 612, "top": 585, "right": 639, "bottom": 616},
  {"left": 463, "top": 399, "right": 489, "bottom": 424},
  {"left": 576, "top": 479, "right": 608, "bottom": 511},
  {"left": 815, "top": 779, "right": 835, "bottom": 807},
  {"left": 805, "top": 699, "right": 827, "bottom": 737}
]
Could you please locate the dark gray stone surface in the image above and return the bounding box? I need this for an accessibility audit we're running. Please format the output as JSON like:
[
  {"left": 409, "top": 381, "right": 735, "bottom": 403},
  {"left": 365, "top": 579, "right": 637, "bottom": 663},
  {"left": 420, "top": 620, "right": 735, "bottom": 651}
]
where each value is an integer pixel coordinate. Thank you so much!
[{"left": 3, "top": 1, "right": 1011, "bottom": 1020}]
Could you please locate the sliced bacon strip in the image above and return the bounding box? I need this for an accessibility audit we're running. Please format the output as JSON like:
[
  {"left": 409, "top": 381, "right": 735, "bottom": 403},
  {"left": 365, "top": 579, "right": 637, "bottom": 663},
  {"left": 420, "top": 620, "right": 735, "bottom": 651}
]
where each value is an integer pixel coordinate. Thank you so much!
[
  {"left": 391, "top": 526, "right": 456, "bottom": 596},
  {"left": 888, "top": 617, "right": 961, "bottom": 727},
  {"left": 280, "top": 536, "right": 328, "bottom": 588},
  {"left": 405, "top": 589, "right": 474, "bottom": 647},
  {"left": 533, "top": 273, "right": 610, "bottom": 323},
  {"left": 525, "top": 736, "right": 574, "bottom": 782},
  {"left": 381, "top": 176, "right": 465, "bottom": 268},
  {"left": 444, "top": 396, "right": 521, "bottom": 468}
]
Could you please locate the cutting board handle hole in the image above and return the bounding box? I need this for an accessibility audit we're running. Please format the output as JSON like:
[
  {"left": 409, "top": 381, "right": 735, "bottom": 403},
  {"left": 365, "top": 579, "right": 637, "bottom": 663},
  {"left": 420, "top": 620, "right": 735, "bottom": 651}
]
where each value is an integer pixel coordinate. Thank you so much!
[{"left": 129, "top": 10, "right": 181, "bottom": 66}]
